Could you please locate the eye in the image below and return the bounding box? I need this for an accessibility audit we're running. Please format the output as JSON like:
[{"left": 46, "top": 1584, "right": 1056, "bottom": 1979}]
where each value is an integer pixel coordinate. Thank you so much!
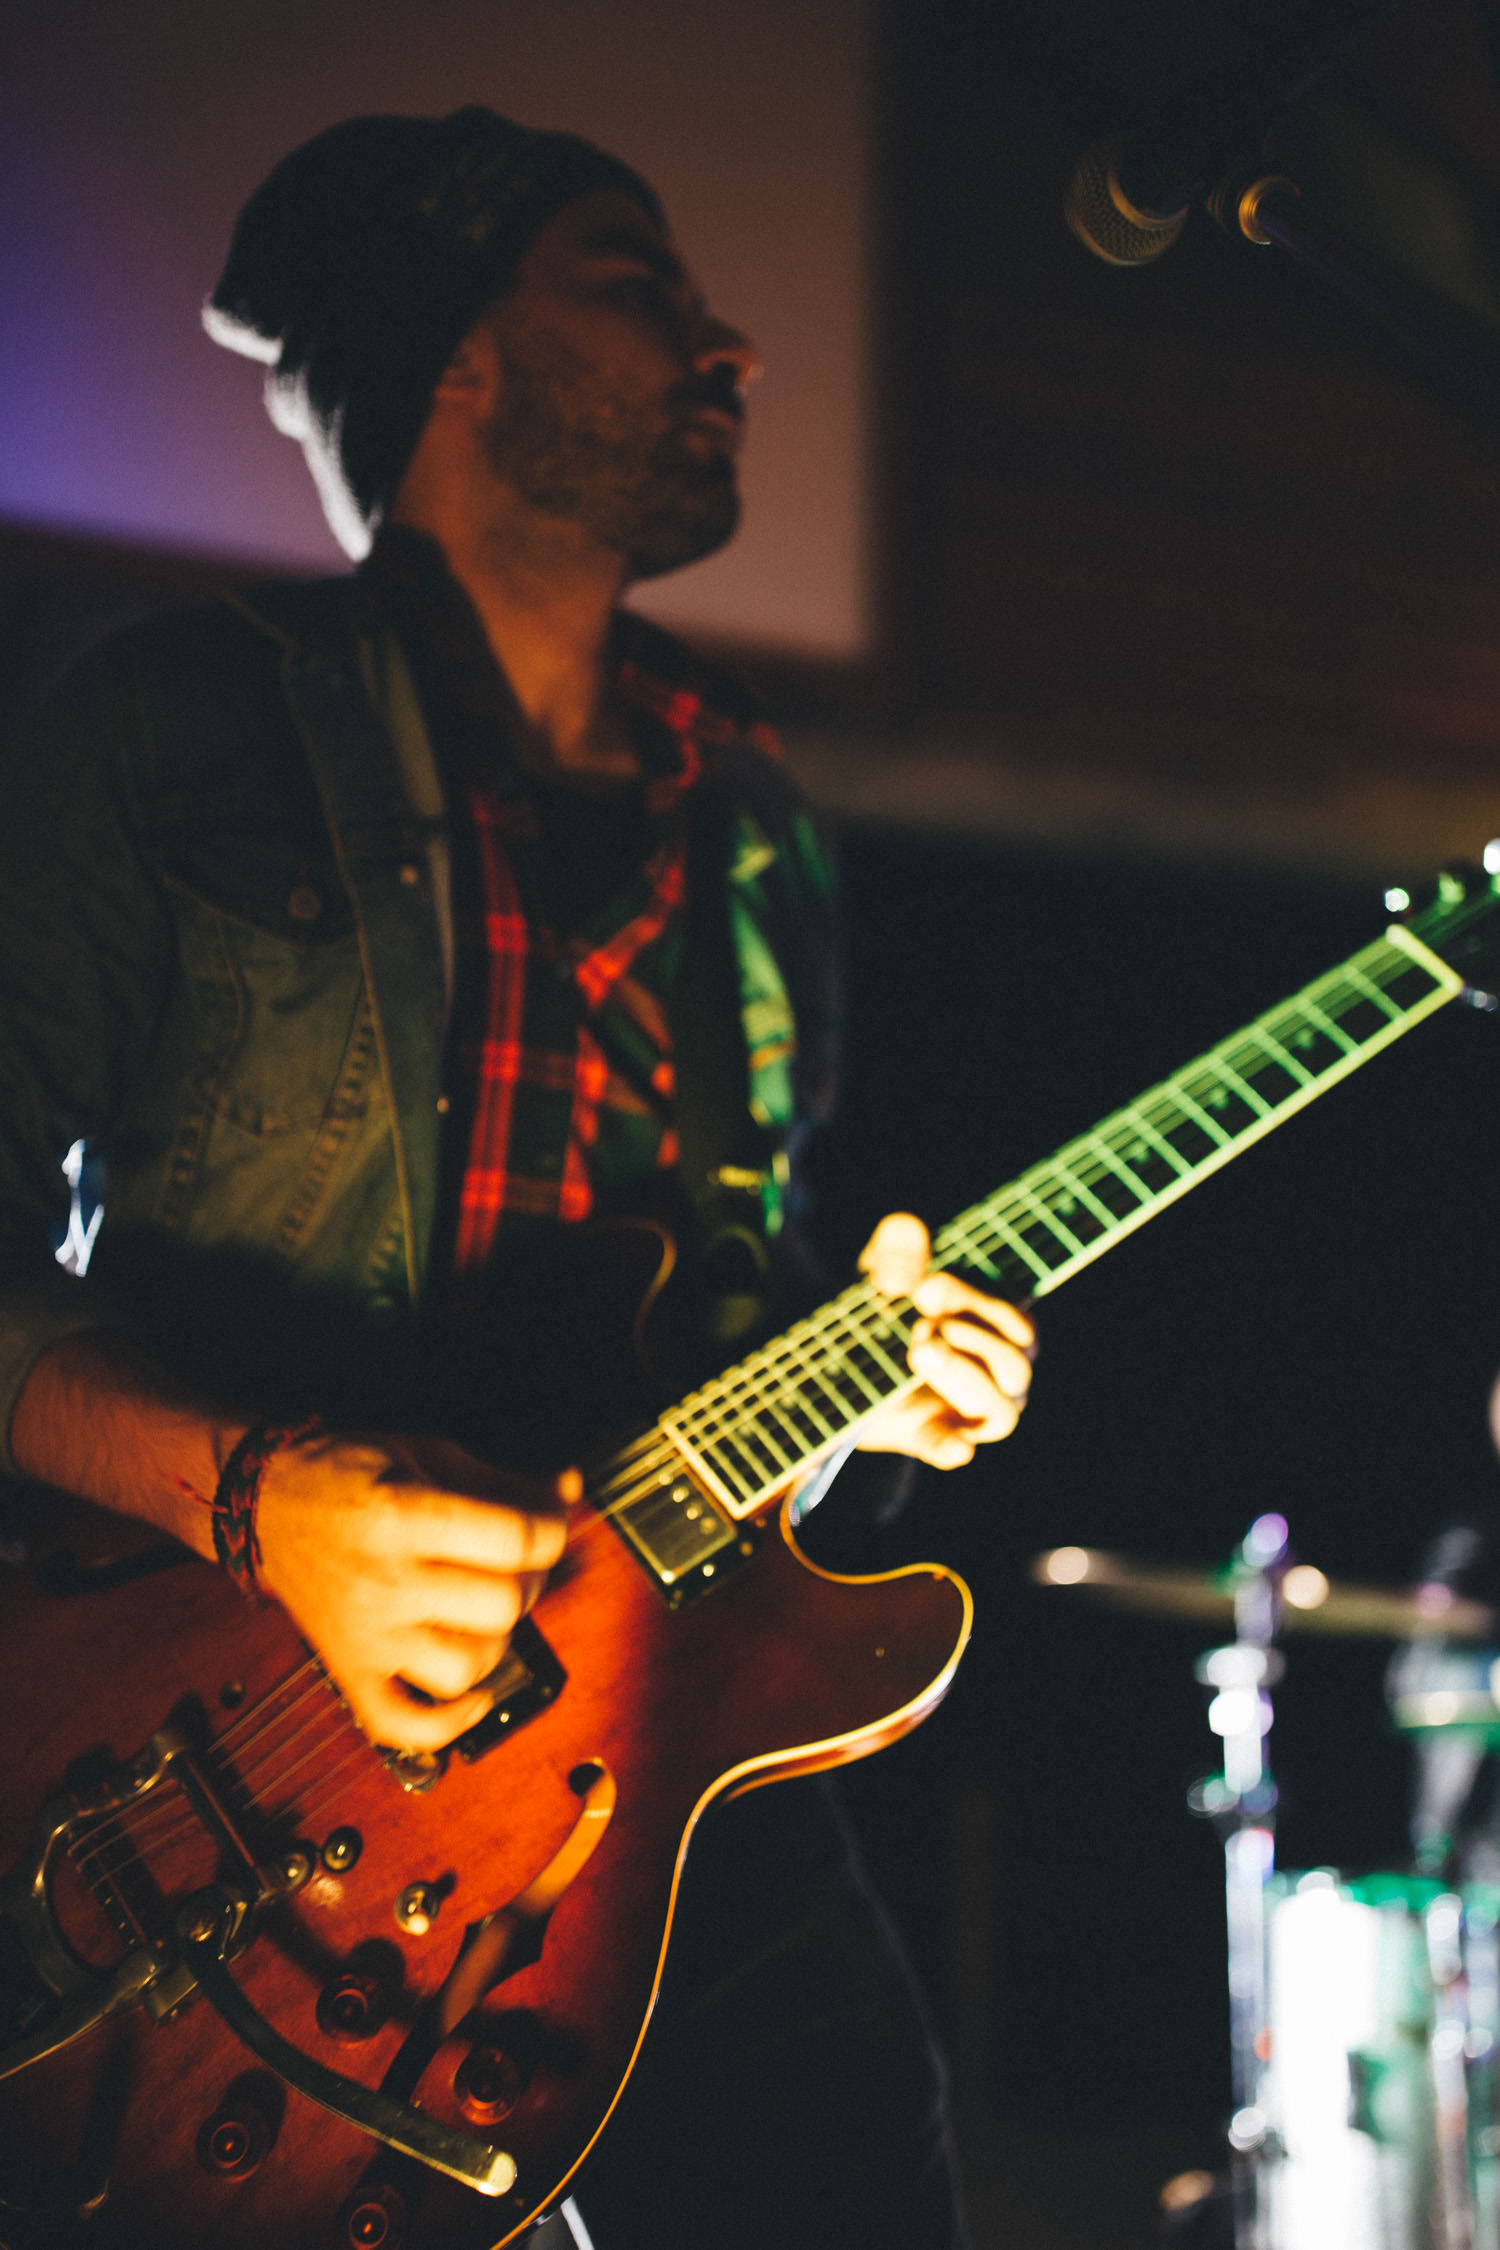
[{"left": 606, "top": 270, "right": 674, "bottom": 312}]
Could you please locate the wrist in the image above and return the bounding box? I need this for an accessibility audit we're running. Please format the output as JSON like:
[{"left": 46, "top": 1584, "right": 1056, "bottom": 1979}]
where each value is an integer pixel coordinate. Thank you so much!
[{"left": 211, "top": 1416, "right": 324, "bottom": 1601}]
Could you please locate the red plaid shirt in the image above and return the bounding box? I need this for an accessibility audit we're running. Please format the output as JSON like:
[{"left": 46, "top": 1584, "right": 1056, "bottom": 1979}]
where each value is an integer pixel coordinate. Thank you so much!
[{"left": 364, "top": 530, "right": 782, "bottom": 1296}]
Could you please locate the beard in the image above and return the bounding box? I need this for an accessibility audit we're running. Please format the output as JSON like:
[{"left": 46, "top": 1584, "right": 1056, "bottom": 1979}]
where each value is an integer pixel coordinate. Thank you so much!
[{"left": 479, "top": 322, "right": 741, "bottom": 581}]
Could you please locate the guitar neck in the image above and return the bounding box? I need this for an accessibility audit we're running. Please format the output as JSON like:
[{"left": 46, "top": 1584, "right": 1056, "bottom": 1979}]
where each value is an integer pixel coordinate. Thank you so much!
[{"left": 593, "top": 910, "right": 1473, "bottom": 1554}]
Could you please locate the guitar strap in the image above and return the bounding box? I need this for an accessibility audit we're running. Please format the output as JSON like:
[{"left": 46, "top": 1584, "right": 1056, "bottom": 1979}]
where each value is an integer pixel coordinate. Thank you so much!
[{"left": 670, "top": 782, "right": 784, "bottom": 1344}]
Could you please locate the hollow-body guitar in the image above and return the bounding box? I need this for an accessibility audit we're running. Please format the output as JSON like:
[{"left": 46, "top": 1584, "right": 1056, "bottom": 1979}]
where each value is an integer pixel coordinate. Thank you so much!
[{"left": 1, "top": 872, "right": 1496, "bottom": 2249}]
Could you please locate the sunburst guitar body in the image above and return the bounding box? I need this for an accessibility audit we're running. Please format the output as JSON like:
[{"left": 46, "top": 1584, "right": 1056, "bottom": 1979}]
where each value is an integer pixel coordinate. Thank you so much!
[{"left": 3, "top": 868, "right": 1498, "bottom": 2247}]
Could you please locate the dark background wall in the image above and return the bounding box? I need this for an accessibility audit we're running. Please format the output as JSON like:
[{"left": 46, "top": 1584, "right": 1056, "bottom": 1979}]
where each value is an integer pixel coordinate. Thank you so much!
[{"left": 9, "top": 0, "right": 1500, "bottom": 2235}]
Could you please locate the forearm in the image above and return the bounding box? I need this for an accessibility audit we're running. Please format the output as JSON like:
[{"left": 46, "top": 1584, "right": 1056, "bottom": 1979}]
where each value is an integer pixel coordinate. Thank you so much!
[{"left": 8, "top": 1329, "right": 249, "bottom": 1562}]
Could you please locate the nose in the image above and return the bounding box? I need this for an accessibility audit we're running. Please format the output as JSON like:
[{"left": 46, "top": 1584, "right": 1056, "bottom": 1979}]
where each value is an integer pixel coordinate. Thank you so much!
[{"left": 694, "top": 313, "right": 761, "bottom": 398}]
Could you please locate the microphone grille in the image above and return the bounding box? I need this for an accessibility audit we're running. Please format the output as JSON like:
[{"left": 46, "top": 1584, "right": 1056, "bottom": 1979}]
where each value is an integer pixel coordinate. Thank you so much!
[{"left": 1065, "top": 137, "right": 1190, "bottom": 267}]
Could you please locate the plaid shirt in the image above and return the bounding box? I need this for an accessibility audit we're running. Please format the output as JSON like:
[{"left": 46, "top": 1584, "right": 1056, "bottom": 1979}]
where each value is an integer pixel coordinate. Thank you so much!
[{"left": 366, "top": 530, "right": 785, "bottom": 1299}]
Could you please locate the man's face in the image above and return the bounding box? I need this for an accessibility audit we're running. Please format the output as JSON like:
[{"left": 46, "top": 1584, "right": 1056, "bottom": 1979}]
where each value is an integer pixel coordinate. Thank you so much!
[{"left": 478, "top": 189, "right": 758, "bottom": 581}]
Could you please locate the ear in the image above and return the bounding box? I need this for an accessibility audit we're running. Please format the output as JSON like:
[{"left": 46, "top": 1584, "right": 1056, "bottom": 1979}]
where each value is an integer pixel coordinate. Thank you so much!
[{"left": 429, "top": 321, "right": 500, "bottom": 411}]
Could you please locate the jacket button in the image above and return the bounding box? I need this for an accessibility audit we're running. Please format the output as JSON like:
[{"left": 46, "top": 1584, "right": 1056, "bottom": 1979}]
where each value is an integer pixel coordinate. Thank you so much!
[
  {"left": 287, "top": 885, "right": 322, "bottom": 922},
  {"left": 399, "top": 862, "right": 421, "bottom": 887}
]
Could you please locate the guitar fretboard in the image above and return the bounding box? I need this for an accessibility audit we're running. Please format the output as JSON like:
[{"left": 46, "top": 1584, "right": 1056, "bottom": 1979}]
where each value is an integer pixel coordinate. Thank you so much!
[{"left": 590, "top": 919, "right": 1464, "bottom": 1581}]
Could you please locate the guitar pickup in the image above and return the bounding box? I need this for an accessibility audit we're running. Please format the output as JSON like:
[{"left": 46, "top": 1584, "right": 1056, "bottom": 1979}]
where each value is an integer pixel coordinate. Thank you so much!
[
  {"left": 377, "top": 1619, "right": 567, "bottom": 1792},
  {"left": 606, "top": 1476, "right": 756, "bottom": 1608},
  {"left": 453, "top": 1618, "right": 567, "bottom": 1765}
]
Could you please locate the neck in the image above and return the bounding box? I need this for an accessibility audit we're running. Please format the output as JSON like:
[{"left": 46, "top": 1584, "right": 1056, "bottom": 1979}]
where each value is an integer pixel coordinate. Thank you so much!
[{"left": 392, "top": 493, "right": 640, "bottom": 780}]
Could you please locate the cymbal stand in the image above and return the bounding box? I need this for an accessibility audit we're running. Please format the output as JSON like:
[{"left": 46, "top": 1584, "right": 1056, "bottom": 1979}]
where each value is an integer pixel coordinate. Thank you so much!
[{"left": 1189, "top": 1512, "right": 1289, "bottom": 2249}]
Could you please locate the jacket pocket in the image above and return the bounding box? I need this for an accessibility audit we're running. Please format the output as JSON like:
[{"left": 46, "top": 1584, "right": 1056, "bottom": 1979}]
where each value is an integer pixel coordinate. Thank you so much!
[{"left": 165, "top": 881, "right": 370, "bottom": 1138}]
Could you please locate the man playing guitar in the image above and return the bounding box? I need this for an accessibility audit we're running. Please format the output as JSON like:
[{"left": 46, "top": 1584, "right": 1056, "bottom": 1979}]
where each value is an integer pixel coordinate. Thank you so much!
[{"left": 0, "top": 110, "right": 1032, "bottom": 2247}]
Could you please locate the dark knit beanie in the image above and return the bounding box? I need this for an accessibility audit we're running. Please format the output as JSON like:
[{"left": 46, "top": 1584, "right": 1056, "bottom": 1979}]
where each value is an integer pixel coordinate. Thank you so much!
[{"left": 205, "top": 108, "right": 664, "bottom": 557}]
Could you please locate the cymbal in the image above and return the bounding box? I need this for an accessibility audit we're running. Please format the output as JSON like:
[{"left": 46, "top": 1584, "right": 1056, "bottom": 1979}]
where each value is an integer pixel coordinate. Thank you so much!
[{"left": 1030, "top": 1546, "right": 1497, "bottom": 1641}]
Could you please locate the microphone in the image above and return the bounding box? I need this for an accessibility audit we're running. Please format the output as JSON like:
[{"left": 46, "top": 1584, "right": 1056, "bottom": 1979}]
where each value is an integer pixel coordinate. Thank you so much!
[{"left": 1064, "top": 0, "right": 1401, "bottom": 265}]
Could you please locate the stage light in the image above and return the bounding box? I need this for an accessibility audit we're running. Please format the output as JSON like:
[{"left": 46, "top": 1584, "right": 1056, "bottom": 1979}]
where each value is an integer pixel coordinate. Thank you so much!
[{"left": 1041, "top": 1545, "right": 1090, "bottom": 1584}]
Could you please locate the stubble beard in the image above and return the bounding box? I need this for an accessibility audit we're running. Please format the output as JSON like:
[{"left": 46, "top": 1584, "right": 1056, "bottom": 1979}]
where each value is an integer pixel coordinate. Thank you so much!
[{"left": 480, "top": 324, "right": 741, "bottom": 582}]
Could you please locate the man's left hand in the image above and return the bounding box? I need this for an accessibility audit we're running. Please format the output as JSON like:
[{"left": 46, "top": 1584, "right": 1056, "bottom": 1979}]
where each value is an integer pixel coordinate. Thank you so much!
[{"left": 854, "top": 1211, "right": 1034, "bottom": 1469}]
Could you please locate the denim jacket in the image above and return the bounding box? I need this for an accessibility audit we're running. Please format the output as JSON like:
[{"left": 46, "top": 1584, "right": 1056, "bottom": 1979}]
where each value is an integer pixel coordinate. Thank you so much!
[{"left": 0, "top": 579, "right": 838, "bottom": 1465}]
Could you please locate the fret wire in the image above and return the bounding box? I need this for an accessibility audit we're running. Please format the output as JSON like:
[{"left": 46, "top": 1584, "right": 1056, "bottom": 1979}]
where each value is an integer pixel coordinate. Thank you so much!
[
  {"left": 764, "top": 1393, "right": 832, "bottom": 1452},
  {"left": 1095, "top": 1117, "right": 1171, "bottom": 1178},
  {"left": 1011, "top": 1181, "right": 1088, "bottom": 1253},
  {"left": 756, "top": 1329, "right": 891, "bottom": 1431},
  {"left": 662, "top": 1320, "right": 851, "bottom": 1454},
  {"left": 973, "top": 1209, "right": 1054, "bottom": 1285},
  {"left": 701, "top": 1314, "right": 902, "bottom": 1491},
  {"left": 672, "top": 1284, "right": 908, "bottom": 1451},
  {"left": 1077, "top": 1132, "right": 1157, "bottom": 1205},
  {"left": 935, "top": 1206, "right": 1034, "bottom": 1271},
  {"left": 949, "top": 1204, "right": 1075, "bottom": 1284},
  {"left": 736, "top": 1411, "right": 798, "bottom": 1475},
  {"left": 1344, "top": 963, "right": 1403, "bottom": 1021},
  {"left": 932, "top": 1209, "right": 1010, "bottom": 1276},
  {"left": 1124, "top": 1107, "right": 1196, "bottom": 1176},
  {"left": 812, "top": 1336, "right": 885, "bottom": 1407},
  {"left": 698, "top": 1436, "right": 760, "bottom": 1501},
  {"left": 1159, "top": 1081, "right": 1233, "bottom": 1146},
  {"left": 1236, "top": 1026, "right": 1315, "bottom": 1089},
  {"left": 830, "top": 1310, "right": 909, "bottom": 1388},
  {"left": 664, "top": 1285, "right": 878, "bottom": 1444},
  {"left": 684, "top": 1320, "right": 875, "bottom": 1456},
  {"left": 1040, "top": 1156, "right": 1120, "bottom": 1229},
  {"left": 654, "top": 924, "right": 1466, "bottom": 1495},
  {"left": 1293, "top": 995, "right": 1359, "bottom": 1057},
  {"left": 1194, "top": 1055, "right": 1273, "bottom": 1119},
  {"left": 680, "top": 1389, "right": 779, "bottom": 1465}
]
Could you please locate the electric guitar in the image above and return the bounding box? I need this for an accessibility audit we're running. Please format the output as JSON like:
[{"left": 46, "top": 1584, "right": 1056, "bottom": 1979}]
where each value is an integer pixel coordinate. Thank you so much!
[{"left": 2, "top": 871, "right": 1498, "bottom": 2249}]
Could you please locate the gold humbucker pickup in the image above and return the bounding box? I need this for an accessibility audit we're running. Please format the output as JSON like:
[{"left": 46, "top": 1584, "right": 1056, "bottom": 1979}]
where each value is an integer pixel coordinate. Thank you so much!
[{"left": 606, "top": 1474, "right": 756, "bottom": 1608}]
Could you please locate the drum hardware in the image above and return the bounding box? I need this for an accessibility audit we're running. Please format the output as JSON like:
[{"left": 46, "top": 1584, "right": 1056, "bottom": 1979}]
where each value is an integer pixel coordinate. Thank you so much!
[
  {"left": 1037, "top": 1516, "right": 1500, "bottom": 2246},
  {"left": 1179, "top": 1513, "right": 1292, "bottom": 2245},
  {"left": 1031, "top": 1544, "right": 1496, "bottom": 1642}
]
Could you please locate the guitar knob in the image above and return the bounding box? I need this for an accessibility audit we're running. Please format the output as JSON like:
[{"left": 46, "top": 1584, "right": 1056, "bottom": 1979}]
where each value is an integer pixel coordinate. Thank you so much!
[
  {"left": 394, "top": 1882, "right": 440, "bottom": 1935},
  {"left": 341, "top": 2182, "right": 406, "bottom": 2248},
  {"left": 322, "top": 1825, "right": 363, "bottom": 1873},
  {"left": 454, "top": 2040, "right": 528, "bottom": 2123},
  {"left": 196, "top": 2096, "right": 271, "bottom": 2177},
  {"left": 316, "top": 1971, "right": 389, "bottom": 2043}
]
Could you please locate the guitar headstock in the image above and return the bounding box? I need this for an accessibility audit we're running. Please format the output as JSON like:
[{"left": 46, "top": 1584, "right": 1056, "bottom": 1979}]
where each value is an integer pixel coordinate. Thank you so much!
[{"left": 1394, "top": 852, "right": 1500, "bottom": 1007}]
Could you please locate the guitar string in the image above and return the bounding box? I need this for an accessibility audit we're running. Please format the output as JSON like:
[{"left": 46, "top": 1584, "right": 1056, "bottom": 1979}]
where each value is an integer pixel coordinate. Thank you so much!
[
  {"left": 651, "top": 1295, "right": 919, "bottom": 1488},
  {"left": 69, "top": 1719, "right": 369, "bottom": 1897},
  {"left": 67, "top": 1676, "right": 354, "bottom": 1877},
  {"left": 454, "top": 973, "right": 1395, "bottom": 1509},
  {"left": 594, "top": 942, "right": 1439, "bottom": 1495},
  {"left": 62, "top": 938, "right": 1452, "bottom": 1903},
  {"left": 64, "top": 1670, "right": 340, "bottom": 1867},
  {"left": 63, "top": 1016, "right": 1410, "bottom": 1881},
  {"left": 69, "top": 1741, "right": 375, "bottom": 1919}
]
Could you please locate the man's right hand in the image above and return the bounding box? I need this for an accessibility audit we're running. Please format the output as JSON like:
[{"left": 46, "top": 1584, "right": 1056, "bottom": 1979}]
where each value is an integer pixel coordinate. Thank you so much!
[
  {"left": 9, "top": 1333, "right": 574, "bottom": 1755},
  {"left": 251, "top": 1430, "right": 574, "bottom": 1752}
]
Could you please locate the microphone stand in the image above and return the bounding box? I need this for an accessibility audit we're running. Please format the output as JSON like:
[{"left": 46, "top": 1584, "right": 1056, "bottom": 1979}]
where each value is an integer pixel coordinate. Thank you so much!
[
  {"left": 1213, "top": 171, "right": 1500, "bottom": 427},
  {"left": 1190, "top": 1512, "right": 1290, "bottom": 2250}
]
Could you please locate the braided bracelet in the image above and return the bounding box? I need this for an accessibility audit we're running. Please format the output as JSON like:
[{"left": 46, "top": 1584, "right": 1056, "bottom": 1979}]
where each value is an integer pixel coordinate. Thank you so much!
[{"left": 212, "top": 1416, "right": 324, "bottom": 1599}]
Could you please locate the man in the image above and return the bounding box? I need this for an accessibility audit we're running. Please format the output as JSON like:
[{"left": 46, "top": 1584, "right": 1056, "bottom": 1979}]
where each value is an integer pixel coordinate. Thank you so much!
[{"left": 0, "top": 111, "right": 1033, "bottom": 2246}]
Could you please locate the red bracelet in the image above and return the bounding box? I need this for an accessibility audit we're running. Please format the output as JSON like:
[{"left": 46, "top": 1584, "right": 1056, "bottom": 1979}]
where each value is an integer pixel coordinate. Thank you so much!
[{"left": 212, "top": 1417, "right": 324, "bottom": 1599}]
